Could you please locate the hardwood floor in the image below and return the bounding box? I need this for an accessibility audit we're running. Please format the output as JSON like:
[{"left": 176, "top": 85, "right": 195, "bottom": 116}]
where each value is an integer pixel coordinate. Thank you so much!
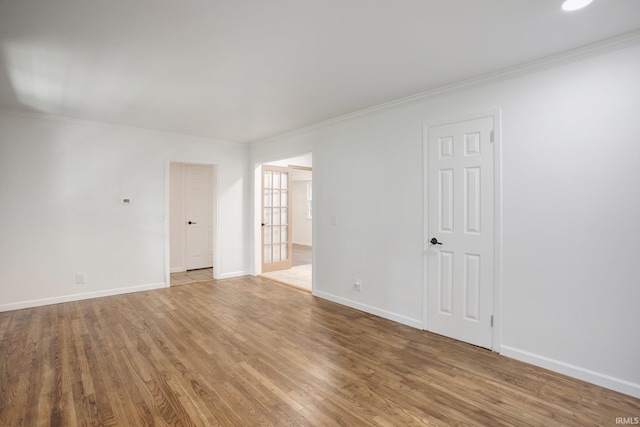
[
  {"left": 292, "top": 244, "right": 312, "bottom": 267},
  {"left": 1, "top": 276, "right": 638, "bottom": 426}
]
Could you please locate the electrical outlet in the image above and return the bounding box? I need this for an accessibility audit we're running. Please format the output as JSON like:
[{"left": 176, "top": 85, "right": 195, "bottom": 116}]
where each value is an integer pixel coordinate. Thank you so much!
[
  {"left": 354, "top": 279, "right": 361, "bottom": 292},
  {"left": 76, "top": 273, "right": 86, "bottom": 285}
]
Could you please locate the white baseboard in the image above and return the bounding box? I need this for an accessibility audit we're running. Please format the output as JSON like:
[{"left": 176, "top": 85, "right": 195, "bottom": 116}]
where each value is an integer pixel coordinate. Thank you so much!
[
  {"left": 292, "top": 241, "right": 312, "bottom": 247},
  {"left": 217, "top": 271, "right": 248, "bottom": 280},
  {"left": 170, "top": 267, "right": 186, "bottom": 273},
  {"left": 313, "top": 290, "right": 423, "bottom": 329},
  {"left": 0, "top": 282, "right": 167, "bottom": 313},
  {"left": 501, "top": 345, "right": 640, "bottom": 399}
]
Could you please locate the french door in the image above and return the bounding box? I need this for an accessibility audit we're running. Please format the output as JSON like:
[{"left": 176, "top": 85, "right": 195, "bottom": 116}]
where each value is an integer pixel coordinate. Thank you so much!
[{"left": 262, "top": 165, "right": 293, "bottom": 273}]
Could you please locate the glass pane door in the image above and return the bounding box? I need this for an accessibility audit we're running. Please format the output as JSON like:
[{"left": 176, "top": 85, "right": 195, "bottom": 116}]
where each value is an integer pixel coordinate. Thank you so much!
[{"left": 262, "top": 165, "right": 292, "bottom": 272}]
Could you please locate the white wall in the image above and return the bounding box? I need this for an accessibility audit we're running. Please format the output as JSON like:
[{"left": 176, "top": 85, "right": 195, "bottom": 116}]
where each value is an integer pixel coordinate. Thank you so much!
[
  {"left": 249, "top": 43, "right": 640, "bottom": 397},
  {"left": 0, "top": 111, "right": 249, "bottom": 310},
  {"left": 169, "top": 162, "right": 186, "bottom": 272},
  {"left": 292, "top": 179, "right": 312, "bottom": 246}
]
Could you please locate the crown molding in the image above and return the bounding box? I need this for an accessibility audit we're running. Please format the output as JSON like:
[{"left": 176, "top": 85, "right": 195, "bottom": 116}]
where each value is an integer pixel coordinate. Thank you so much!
[{"left": 250, "top": 29, "right": 640, "bottom": 147}]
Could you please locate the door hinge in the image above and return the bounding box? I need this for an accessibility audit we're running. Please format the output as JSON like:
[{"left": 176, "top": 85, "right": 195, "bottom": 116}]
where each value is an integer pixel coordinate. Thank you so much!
[
  {"left": 490, "top": 315, "right": 494, "bottom": 328},
  {"left": 490, "top": 130, "right": 495, "bottom": 143}
]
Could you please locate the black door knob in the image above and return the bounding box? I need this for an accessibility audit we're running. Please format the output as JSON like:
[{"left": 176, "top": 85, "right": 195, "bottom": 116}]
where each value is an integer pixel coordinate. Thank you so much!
[
  {"left": 430, "top": 238, "right": 443, "bottom": 245},
  {"left": 188, "top": 221, "right": 197, "bottom": 225}
]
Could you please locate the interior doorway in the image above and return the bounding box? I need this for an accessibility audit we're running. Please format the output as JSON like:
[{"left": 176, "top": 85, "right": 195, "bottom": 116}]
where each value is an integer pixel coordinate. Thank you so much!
[
  {"left": 169, "top": 162, "right": 216, "bottom": 286},
  {"left": 257, "top": 154, "right": 313, "bottom": 292}
]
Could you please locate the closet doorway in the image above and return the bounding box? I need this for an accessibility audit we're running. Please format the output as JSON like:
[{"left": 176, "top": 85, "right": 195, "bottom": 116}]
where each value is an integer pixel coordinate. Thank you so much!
[{"left": 169, "top": 162, "right": 216, "bottom": 286}]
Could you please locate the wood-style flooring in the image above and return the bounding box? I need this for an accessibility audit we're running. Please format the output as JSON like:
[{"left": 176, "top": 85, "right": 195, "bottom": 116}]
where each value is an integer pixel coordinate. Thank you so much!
[
  {"left": 1, "top": 276, "right": 638, "bottom": 426},
  {"left": 260, "top": 245, "right": 313, "bottom": 291},
  {"left": 292, "top": 244, "right": 312, "bottom": 267},
  {"left": 170, "top": 267, "right": 214, "bottom": 286}
]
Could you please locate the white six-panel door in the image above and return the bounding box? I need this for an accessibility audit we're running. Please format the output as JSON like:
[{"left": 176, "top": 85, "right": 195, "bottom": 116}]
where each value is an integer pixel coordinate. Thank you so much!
[
  {"left": 426, "top": 116, "right": 495, "bottom": 349},
  {"left": 186, "top": 164, "right": 214, "bottom": 270}
]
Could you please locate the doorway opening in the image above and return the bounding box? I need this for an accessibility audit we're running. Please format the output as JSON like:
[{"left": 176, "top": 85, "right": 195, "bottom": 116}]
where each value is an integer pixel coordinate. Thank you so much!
[
  {"left": 168, "top": 162, "right": 216, "bottom": 286},
  {"left": 256, "top": 154, "right": 313, "bottom": 292}
]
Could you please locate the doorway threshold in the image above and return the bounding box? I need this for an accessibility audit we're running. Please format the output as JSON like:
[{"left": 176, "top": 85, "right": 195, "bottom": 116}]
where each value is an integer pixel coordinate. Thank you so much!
[{"left": 258, "top": 264, "right": 311, "bottom": 292}]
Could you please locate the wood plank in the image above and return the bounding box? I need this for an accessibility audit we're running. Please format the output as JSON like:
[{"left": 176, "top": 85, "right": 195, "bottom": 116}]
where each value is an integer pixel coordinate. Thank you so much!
[{"left": 0, "top": 276, "right": 638, "bottom": 426}]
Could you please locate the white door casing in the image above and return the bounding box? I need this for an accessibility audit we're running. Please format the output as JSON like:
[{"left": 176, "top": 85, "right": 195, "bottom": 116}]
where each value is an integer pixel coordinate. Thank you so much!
[
  {"left": 186, "top": 164, "right": 214, "bottom": 270},
  {"left": 425, "top": 115, "right": 496, "bottom": 349}
]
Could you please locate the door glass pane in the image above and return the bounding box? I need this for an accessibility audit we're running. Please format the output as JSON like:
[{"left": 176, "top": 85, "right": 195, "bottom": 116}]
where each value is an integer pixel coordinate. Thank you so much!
[
  {"left": 281, "top": 190, "right": 288, "bottom": 207},
  {"left": 263, "top": 189, "right": 272, "bottom": 207},
  {"left": 281, "top": 173, "right": 288, "bottom": 189},
  {"left": 264, "top": 245, "right": 272, "bottom": 263},
  {"left": 281, "top": 226, "right": 288, "bottom": 243},
  {"left": 263, "top": 208, "right": 271, "bottom": 225},
  {"left": 263, "top": 226, "right": 271, "bottom": 245},
  {"left": 273, "top": 244, "right": 281, "bottom": 262},
  {"left": 273, "top": 208, "right": 280, "bottom": 225},
  {"left": 281, "top": 244, "right": 288, "bottom": 260},
  {"left": 273, "top": 189, "right": 280, "bottom": 207},
  {"left": 273, "top": 172, "right": 280, "bottom": 189},
  {"left": 264, "top": 171, "right": 272, "bottom": 189},
  {"left": 273, "top": 225, "right": 280, "bottom": 244},
  {"left": 280, "top": 208, "right": 288, "bottom": 225}
]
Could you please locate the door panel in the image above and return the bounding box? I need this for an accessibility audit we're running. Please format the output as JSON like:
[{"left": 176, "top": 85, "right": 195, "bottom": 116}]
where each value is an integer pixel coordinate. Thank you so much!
[
  {"left": 427, "top": 116, "right": 494, "bottom": 349},
  {"left": 262, "top": 165, "right": 293, "bottom": 273},
  {"left": 186, "top": 165, "right": 214, "bottom": 270}
]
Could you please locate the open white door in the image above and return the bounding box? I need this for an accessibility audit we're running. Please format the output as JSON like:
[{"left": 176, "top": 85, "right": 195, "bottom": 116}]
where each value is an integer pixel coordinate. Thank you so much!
[
  {"left": 186, "top": 164, "right": 214, "bottom": 270},
  {"left": 426, "top": 115, "right": 495, "bottom": 349}
]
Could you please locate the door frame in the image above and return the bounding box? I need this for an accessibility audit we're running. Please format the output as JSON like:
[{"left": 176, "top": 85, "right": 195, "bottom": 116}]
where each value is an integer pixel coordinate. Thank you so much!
[
  {"left": 422, "top": 109, "right": 502, "bottom": 352},
  {"left": 252, "top": 153, "right": 314, "bottom": 280},
  {"left": 164, "top": 159, "right": 219, "bottom": 287}
]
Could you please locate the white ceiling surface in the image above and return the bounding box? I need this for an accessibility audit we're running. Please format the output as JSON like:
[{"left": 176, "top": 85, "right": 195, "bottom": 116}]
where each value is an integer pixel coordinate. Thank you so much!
[{"left": 1, "top": 1, "right": 639, "bottom": 143}]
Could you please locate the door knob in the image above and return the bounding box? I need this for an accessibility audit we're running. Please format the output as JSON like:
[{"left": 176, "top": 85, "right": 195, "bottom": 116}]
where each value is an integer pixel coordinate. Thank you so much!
[
  {"left": 188, "top": 221, "right": 197, "bottom": 225},
  {"left": 430, "top": 238, "right": 443, "bottom": 245}
]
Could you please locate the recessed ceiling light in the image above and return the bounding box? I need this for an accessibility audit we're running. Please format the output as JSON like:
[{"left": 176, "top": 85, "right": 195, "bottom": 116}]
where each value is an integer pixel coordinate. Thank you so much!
[{"left": 562, "top": 0, "right": 593, "bottom": 11}]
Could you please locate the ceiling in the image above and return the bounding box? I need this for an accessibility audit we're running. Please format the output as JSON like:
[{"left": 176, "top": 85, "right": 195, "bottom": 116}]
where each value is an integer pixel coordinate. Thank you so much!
[{"left": 1, "top": 0, "right": 639, "bottom": 143}]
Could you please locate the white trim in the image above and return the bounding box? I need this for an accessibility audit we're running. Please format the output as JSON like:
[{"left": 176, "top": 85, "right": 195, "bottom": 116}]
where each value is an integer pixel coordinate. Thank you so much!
[
  {"left": 217, "top": 271, "right": 249, "bottom": 279},
  {"left": 421, "top": 124, "right": 429, "bottom": 332},
  {"left": 501, "top": 346, "right": 640, "bottom": 399},
  {"left": 252, "top": 163, "right": 262, "bottom": 276},
  {"left": 250, "top": 29, "right": 640, "bottom": 147},
  {"left": 170, "top": 267, "right": 186, "bottom": 273},
  {"left": 0, "top": 283, "right": 166, "bottom": 313},
  {"left": 493, "top": 112, "right": 503, "bottom": 353},
  {"left": 422, "top": 110, "right": 502, "bottom": 352},
  {"left": 313, "top": 290, "right": 423, "bottom": 330}
]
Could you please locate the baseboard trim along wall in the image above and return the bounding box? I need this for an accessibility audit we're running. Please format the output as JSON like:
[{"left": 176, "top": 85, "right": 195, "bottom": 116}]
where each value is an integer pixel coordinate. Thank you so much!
[
  {"left": 501, "top": 345, "right": 640, "bottom": 399},
  {"left": 313, "top": 290, "right": 423, "bottom": 330},
  {"left": 217, "top": 271, "right": 249, "bottom": 280},
  {"left": 0, "top": 283, "right": 167, "bottom": 313}
]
